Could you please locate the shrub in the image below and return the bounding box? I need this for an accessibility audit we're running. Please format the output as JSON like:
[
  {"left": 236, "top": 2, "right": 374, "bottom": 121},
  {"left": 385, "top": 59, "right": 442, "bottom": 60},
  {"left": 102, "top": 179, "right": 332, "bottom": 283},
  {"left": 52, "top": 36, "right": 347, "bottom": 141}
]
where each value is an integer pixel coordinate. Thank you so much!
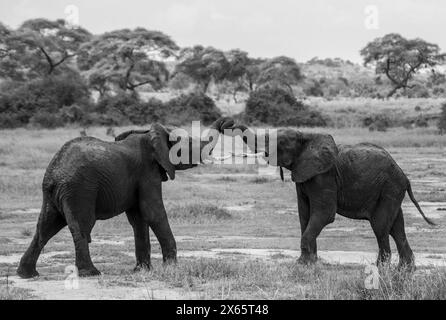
[
  {"left": 0, "top": 113, "right": 22, "bottom": 129},
  {"left": 164, "top": 92, "right": 221, "bottom": 125},
  {"left": 414, "top": 115, "right": 429, "bottom": 128},
  {"left": 126, "top": 98, "right": 165, "bottom": 125},
  {"left": 29, "top": 111, "right": 64, "bottom": 128},
  {"left": 0, "top": 73, "right": 91, "bottom": 127},
  {"left": 244, "top": 87, "right": 327, "bottom": 127},
  {"left": 363, "top": 114, "right": 392, "bottom": 132},
  {"left": 438, "top": 103, "right": 446, "bottom": 134}
]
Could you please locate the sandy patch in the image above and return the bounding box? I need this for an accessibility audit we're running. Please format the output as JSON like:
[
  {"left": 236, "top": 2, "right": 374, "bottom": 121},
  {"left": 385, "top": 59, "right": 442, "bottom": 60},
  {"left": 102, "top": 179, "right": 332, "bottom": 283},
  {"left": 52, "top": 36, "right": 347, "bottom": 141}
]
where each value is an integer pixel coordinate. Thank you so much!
[
  {"left": 0, "top": 251, "right": 70, "bottom": 264},
  {"left": 224, "top": 204, "right": 255, "bottom": 212},
  {"left": 7, "top": 276, "right": 196, "bottom": 300},
  {"left": 94, "top": 239, "right": 125, "bottom": 246},
  {"left": 10, "top": 208, "right": 40, "bottom": 215}
]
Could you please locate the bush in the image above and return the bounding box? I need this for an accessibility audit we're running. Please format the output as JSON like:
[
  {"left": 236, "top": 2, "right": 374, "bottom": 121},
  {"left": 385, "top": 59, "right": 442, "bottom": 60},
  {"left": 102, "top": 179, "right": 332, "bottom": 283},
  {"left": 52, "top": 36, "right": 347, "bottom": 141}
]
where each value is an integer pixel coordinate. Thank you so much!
[
  {"left": 29, "top": 111, "right": 64, "bottom": 128},
  {"left": 244, "top": 87, "right": 327, "bottom": 127},
  {"left": 414, "top": 115, "right": 429, "bottom": 128},
  {"left": 438, "top": 103, "right": 446, "bottom": 134},
  {"left": 363, "top": 114, "right": 392, "bottom": 132},
  {"left": 0, "top": 113, "right": 22, "bottom": 128},
  {"left": 126, "top": 98, "right": 165, "bottom": 125},
  {"left": 164, "top": 92, "right": 221, "bottom": 125},
  {"left": 0, "top": 73, "right": 91, "bottom": 128}
]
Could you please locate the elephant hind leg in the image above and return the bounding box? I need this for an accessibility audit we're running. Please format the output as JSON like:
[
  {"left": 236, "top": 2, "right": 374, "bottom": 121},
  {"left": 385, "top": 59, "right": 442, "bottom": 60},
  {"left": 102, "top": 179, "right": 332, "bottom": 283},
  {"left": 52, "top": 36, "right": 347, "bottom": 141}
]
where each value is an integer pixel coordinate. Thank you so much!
[
  {"left": 390, "top": 208, "right": 415, "bottom": 270},
  {"left": 17, "top": 197, "right": 67, "bottom": 278},
  {"left": 62, "top": 200, "right": 100, "bottom": 277},
  {"left": 126, "top": 209, "right": 152, "bottom": 271},
  {"left": 370, "top": 196, "right": 401, "bottom": 266}
]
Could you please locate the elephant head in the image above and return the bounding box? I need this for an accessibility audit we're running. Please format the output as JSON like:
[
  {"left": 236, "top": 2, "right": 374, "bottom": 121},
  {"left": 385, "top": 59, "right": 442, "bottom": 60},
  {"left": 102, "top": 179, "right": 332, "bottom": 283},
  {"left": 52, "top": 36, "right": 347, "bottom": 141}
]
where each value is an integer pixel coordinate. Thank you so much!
[
  {"left": 115, "top": 117, "right": 234, "bottom": 181},
  {"left": 226, "top": 123, "right": 338, "bottom": 183}
]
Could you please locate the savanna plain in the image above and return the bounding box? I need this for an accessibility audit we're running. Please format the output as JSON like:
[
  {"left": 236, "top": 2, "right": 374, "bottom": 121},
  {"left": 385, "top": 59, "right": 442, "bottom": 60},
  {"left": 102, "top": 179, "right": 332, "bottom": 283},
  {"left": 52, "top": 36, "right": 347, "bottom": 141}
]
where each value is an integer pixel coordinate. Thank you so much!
[{"left": 1, "top": 99, "right": 446, "bottom": 300}]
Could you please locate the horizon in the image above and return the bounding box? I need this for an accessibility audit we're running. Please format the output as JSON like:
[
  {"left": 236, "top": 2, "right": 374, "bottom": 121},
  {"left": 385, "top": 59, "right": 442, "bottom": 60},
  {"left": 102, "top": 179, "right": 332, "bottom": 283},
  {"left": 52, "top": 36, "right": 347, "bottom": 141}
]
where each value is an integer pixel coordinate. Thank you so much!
[{"left": 1, "top": 0, "right": 446, "bottom": 64}]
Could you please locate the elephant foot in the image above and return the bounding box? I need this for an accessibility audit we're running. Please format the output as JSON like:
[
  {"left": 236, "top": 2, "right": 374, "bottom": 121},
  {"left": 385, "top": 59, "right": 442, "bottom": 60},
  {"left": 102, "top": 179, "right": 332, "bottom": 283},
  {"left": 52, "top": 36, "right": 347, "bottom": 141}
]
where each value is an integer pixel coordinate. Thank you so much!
[
  {"left": 17, "top": 265, "right": 39, "bottom": 279},
  {"left": 163, "top": 255, "right": 177, "bottom": 266},
  {"left": 133, "top": 262, "right": 152, "bottom": 272},
  {"left": 162, "top": 249, "right": 177, "bottom": 265},
  {"left": 78, "top": 267, "right": 101, "bottom": 277},
  {"left": 297, "top": 253, "right": 317, "bottom": 265},
  {"left": 397, "top": 260, "right": 416, "bottom": 273}
]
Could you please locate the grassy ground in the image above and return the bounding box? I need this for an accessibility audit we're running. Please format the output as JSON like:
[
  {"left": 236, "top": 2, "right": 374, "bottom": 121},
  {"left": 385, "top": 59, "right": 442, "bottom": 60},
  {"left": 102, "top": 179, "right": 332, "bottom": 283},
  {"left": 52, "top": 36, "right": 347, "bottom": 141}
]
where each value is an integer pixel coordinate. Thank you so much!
[{"left": 0, "top": 124, "right": 445, "bottom": 299}]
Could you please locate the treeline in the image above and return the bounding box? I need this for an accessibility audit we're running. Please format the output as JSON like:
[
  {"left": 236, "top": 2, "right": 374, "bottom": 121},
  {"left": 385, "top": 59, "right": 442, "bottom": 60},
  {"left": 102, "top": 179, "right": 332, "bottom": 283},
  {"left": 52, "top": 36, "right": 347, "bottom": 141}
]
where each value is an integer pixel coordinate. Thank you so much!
[{"left": 0, "top": 19, "right": 445, "bottom": 129}]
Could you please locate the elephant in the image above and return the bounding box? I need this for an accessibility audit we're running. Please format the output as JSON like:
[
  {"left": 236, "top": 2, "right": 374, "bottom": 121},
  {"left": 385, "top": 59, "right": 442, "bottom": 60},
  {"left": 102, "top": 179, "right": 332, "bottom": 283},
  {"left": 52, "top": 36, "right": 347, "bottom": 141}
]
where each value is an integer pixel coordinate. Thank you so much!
[
  {"left": 17, "top": 117, "right": 234, "bottom": 278},
  {"left": 224, "top": 122, "right": 435, "bottom": 268}
]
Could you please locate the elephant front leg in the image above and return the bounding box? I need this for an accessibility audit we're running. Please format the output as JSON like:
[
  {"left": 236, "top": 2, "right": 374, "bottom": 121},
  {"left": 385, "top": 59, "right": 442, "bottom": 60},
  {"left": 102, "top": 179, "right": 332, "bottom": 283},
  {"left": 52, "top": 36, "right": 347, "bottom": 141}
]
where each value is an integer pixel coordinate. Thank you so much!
[
  {"left": 297, "top": 188, "right": 314, "bottom": 264},
  {"left": 139, "top": 182, "right": 177, "bottom": 264},
  {"left": 126, "top": 209, "right": 152, "bottom": 271},
  {"left": 297, "top": 178, "right": 337, "bottom": 265}
]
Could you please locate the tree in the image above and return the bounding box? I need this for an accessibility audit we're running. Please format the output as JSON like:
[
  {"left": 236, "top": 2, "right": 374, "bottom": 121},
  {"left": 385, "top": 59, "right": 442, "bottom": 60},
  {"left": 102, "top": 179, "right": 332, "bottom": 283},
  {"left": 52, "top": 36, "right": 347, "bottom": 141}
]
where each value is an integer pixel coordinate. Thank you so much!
[
  {"left": 175, "top": 46, "right": 229, "bottom": 93},
  {"left": 439, "top": 103, "right": 446, "bottom": 135},
  {"left": 224, "top": 49, "right": 265, "bottom": 100},
  {"left": 1, "top": 19, "right": 91, "bottom": 80},
  {"left": 0, "top": 22, "right": 24, "bottom": 80},
  {"left": 360, "top": 33, "right": 445, "bottom": 97},
  {"left": 78, "top": 28, "right": 178, "bottom": 95},
  {"left": 256, "top": 56, "right": 303, "bottom": 92}
]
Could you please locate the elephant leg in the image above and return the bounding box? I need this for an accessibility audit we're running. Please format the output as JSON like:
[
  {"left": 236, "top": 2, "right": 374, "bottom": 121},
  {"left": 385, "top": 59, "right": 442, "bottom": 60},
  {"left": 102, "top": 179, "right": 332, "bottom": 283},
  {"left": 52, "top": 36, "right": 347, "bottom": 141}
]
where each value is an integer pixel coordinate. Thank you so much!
[
  {"left": 296, "top": 187, "right": 316, "bottom": 262},
  {"left": 298, "top": 180, "right": 336, "bottom": 265},
  {"left": 370, "top": 197, "right": 399, "bottom": 266},
  {"left": 297, "top": 187, "right": 310, "bottom": 236},
  {"left": 139, "top": 182, "right": 177, "bottom": 264},
  {"left": 63, "top": 200, "right": 100, "bottom": 277},
  {"left": 126, "top": 209, "right": 152, "bottom": 271},
  {"left": 390, "top": 208, "right": 415, "bottom": 270},
  {"left": 17, "top": 198, "right": 66, "bottom": 278}
]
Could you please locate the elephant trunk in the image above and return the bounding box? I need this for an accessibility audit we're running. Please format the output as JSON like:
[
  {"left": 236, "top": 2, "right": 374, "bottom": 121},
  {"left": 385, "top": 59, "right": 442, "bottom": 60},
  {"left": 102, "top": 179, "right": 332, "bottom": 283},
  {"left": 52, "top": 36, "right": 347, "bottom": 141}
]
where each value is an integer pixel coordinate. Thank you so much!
[{"left": 178, "top": 118, "right": 233, "bottom": 167}]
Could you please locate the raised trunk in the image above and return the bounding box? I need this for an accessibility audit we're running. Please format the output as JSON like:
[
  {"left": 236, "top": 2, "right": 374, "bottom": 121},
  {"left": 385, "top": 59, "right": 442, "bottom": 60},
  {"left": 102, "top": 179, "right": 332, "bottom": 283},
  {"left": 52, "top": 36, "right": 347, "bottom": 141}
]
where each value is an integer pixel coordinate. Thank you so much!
[{"left": 175, "top": 119, "right": 227, "bottom": 169}]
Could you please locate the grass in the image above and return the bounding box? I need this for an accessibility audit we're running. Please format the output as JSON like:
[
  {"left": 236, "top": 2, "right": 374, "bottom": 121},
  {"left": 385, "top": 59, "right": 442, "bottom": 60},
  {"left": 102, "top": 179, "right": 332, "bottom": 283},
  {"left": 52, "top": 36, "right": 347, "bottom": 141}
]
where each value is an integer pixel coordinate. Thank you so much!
[
  {"left": 0, "top": 275, "right": 33, "bottom": 300},
  {"left": 93, "top": 257, "right": 446, "bottom": 300},
  {"left": 167, "top": 203, "right": 232, "bottom": 224},
  {"left": 345, "top": 264, "right": 446, "bottom": 300},
  {"left": 307, "top": 97, "right": 444, "bottom": 129}
]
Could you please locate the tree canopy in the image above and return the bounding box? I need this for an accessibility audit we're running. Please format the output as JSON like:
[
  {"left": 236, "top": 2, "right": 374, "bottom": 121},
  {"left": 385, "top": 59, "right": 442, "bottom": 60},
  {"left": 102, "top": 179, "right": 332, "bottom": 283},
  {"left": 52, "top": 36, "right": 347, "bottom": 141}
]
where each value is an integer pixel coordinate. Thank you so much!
[
  {"left": 361, "top": 33, "right": 445, "bottom": 97},
  {"left": 256, "top": 56, "right": 303, "bottom": 92},
  {"left": 175, "top": 45, "right": 229, "bottom": 93},
  {"left": 0, "top": 19, "right": 91, "bottom": 80},
  {"left": 77, "top": 28, "right": 178, "bottom": 95}
]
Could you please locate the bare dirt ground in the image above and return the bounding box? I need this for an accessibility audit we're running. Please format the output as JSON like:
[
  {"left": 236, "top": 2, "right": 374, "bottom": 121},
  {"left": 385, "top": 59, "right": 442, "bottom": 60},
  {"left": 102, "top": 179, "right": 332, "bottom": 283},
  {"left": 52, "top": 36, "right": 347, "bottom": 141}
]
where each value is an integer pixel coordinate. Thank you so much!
[{"left": 0, "top": 127, "right": 445, "bottom": 299}]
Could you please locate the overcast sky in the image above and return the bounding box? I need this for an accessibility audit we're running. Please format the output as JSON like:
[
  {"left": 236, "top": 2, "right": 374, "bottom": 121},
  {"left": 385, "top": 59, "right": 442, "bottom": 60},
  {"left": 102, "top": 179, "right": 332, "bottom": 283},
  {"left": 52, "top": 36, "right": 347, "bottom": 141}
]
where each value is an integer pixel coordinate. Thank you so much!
[{"left": 1, "top": 0, "right": 445, "bottom": 63}]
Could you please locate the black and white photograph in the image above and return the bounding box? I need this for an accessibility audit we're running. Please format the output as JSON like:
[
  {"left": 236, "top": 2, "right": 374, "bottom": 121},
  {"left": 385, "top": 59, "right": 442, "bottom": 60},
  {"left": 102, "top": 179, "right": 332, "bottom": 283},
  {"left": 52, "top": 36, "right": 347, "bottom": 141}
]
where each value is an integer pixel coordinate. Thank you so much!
[{"left": 0, "top": 0, "right": 446, "bottom": 302}]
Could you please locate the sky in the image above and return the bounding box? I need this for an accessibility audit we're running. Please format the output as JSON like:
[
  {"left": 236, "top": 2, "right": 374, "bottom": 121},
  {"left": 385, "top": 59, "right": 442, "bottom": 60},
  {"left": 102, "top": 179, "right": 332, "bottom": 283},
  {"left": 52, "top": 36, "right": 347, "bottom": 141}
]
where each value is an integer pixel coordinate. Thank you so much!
[{"left": 1, "top": 0, "right": 445, "bottom": 63}]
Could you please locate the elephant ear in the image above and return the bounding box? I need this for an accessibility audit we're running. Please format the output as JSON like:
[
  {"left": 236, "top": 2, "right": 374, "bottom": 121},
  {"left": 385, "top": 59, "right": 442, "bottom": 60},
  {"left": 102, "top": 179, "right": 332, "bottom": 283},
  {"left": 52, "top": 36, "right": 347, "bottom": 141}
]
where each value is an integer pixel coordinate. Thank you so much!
[
  {"left": 292, "top": 134, "right": 338, "bottom": 183},
  {"left": 149, "top": 124, "right": 175, "bottom": 180}
]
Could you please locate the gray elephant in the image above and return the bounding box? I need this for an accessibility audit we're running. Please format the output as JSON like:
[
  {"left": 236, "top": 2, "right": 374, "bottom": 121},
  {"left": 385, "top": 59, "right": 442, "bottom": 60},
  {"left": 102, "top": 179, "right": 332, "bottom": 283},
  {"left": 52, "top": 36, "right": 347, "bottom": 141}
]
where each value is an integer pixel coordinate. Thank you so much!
[
  {"left": 225, "top": 123, "right": 435, "bottom": 268},
  {"left": 17, "top": 117, "right": 234, "bottom": 278}
]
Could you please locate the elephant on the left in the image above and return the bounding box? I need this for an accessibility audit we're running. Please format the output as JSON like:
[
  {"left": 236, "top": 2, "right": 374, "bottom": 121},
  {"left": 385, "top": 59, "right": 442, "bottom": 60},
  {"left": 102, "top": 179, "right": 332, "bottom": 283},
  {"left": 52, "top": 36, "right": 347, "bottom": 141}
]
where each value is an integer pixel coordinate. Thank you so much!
[{"left": 17, "top": 117, "right": 234, "bottom": 278}]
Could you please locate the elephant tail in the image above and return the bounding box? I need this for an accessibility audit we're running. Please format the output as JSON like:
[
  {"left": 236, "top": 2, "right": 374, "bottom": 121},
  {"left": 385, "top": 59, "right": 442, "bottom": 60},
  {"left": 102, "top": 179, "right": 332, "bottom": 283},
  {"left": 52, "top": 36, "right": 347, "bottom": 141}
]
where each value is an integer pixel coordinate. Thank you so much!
[{"left": 407, "top": 181, "right": 436, "bottom": 226}]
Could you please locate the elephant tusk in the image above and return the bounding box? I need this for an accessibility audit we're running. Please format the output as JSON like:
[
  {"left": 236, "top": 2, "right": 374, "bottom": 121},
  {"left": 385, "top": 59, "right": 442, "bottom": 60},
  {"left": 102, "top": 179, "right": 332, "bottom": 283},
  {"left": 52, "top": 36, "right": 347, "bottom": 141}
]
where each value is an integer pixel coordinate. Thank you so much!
[
  {"left": 211, "top": 154, "right": 233, "bottom": 161},
  {"left": 238, "top": 152, "right": 266, "bottom": 158},
  {"left": 202, "top": 153, "right": 234, "bottom": 164}
]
